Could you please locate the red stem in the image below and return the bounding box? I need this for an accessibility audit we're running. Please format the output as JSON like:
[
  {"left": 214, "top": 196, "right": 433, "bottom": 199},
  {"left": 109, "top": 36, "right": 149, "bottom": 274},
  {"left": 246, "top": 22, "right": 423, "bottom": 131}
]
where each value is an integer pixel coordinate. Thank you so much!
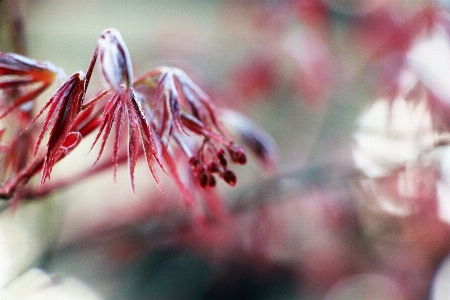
[
  {"left": 21, "top": 150, "right": 139, "bottom": 200},
  {"left": 0, "top": 153, "right": 45, "bottom": 199},
  {"left": 84, "top": 44, "right": 99, "bottom": 91}
]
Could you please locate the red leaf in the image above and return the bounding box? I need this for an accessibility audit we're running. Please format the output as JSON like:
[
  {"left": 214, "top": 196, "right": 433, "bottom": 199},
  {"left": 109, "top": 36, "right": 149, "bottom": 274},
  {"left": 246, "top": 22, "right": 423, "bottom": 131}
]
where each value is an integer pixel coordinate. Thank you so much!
[
  {"left": 130, "top": 91, "right": 163, "bottom": 191},
  {"left": 161, "top": 146, "right": 194, "bottom": 206},
  {"left": 28, "top": 72, "right": 86, "bottom": 186},
  {"left": 0, "top": 52, "right": 60, "bottom": 118},
  {"left": 127, "top": 102, "right": 140, "bottom": 192},
  {"left": 90, "top": 94, "right": 120, "bottom": 165},
  {"left": 60, "top": 131, "right": 82, "bottom": 154}
]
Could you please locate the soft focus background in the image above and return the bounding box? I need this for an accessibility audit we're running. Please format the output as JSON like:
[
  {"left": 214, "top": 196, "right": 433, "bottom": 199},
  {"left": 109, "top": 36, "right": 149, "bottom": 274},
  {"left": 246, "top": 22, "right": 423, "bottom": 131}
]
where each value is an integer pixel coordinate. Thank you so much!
[{"left": 2, "top": 0, "right": 450, "bottom": 299}]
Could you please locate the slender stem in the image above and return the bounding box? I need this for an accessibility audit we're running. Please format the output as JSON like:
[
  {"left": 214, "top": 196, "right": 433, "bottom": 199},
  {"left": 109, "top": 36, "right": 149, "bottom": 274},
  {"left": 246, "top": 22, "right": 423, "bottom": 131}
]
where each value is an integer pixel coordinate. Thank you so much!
[
  {"left": 0, "top": 153, "right": 45, "bottom": 199},
  {"left": 133, "top": 69, "right": 161, "bottom": 86},
  {"left": 20, "top": 150, "right": 140, "bottom": 200},
  {"left": 81, "top": 89, "right": 109, "bottom": 110},
  {"left": 84, "top": 43, "right": 99, "bottom": 92},
  {"left": 5, "top": 0, "right": 27, "bottom": 55}
]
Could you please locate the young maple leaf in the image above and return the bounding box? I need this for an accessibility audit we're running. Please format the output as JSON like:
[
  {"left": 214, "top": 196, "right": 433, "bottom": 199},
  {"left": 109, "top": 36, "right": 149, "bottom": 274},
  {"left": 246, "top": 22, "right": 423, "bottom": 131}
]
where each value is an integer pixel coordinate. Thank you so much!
[
  {"left": 31, "top": 72, "right": 86, "bottom": 187},
  {"left": 91, "top": 29, "right": 160, "bottom": 192},
  {"left": 0, "top": 52, "right": 61, "bottom": 118},
  {"left": 135, "top": 67, "right": 248, "bottom": 201}
]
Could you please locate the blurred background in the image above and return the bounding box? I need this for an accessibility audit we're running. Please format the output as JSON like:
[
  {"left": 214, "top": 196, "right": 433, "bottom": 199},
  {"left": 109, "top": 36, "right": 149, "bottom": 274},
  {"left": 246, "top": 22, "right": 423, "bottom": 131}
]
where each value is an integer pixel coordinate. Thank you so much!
[{"left": 2, "top": 0, "right": 450, "bottom": 299}]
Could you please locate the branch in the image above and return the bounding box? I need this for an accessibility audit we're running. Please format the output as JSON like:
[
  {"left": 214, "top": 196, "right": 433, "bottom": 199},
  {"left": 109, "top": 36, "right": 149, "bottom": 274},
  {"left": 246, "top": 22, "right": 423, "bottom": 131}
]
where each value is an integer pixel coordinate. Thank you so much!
[{"left": 5, "top": 0, "right": 27, "bottom": 55}]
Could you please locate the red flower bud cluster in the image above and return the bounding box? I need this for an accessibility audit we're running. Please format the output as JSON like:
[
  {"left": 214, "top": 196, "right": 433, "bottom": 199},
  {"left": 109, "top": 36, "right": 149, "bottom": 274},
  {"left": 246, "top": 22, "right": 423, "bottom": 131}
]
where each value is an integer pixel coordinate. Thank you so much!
[{"left": 188, "top": 145, "right": 246, "bottom": 188}]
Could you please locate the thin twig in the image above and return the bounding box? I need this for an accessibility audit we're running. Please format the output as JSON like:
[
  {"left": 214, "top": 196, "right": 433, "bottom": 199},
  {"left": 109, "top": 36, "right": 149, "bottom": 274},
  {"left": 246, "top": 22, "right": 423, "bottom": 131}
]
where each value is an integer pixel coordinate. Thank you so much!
[
  {"left": 21, "top": 150, "right": 133, "bottom": 200},
  {"left": 5, "top": 0, "right": 27, "bottom": 55}
]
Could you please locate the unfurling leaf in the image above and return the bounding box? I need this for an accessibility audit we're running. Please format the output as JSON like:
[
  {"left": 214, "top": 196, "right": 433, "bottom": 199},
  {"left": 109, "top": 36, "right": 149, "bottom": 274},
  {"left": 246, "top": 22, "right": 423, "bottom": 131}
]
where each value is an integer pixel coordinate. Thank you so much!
[
  {"left": 98, "top": 28, "right": 133, "bottom": 92},
  {"left": 0, "top": 52, "right": 61, "bottom": 118},
  {"left": 31, "top": 72, "right": 86, "bottom": 186}
]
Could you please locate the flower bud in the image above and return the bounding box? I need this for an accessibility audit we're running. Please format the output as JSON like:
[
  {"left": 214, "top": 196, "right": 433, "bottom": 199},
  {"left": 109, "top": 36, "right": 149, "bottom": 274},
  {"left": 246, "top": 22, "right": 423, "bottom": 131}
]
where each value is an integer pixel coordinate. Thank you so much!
[
  {"left": 228, "top": 145, "right": 247, "bottom": 164},
  {"left": 207, "top": 161, "right": 219, "bottom": 173},
  {"left": 98, "top": 28, "right": 133, "bottom": 92},
  {"left": 188, "top": 156, "right": 200, "bottom": 166},
  {"left": 222, "top": 170, "right": 237, "bottom": 186},
  {"left": 199, "top": 172, "right": 208, "bottom": 188},
  {"left": 216, "top": 149, "right": 227, "bottom": 167},
  {"left": 208, "top": 174, "right": 216, "bottom": 187}
]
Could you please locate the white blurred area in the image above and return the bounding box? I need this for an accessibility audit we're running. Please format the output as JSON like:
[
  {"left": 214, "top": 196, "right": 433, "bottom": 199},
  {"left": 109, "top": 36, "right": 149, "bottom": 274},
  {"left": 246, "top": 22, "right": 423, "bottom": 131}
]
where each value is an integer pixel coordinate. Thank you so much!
[
  {"left": 0, "top": 200, "right": 103, "bottom": 299},
  {"left": 352, "top": 73, "right": 447, "bottom": 217},
  {"left": 0, "top": 268, "right": 101, "bottom": 300},
  {"left": 0, "top": 190, "right": 101, "bottom": 299},
  {"left": 352, "top": 80, "right": 438, "bottom": 178},
  {"left": 324, "top": 273, "right": 403, "bottom": 300},
  {"left": 351, "top": 21, "right": 450, "bottom": 299},
  {"left": 352, "top": 25, "right": 450, "bottom": 220},
  {"left": 432, "top": 254, "right": 450, "bottom": 300},
  {"left": 407, "top": 24, "right": 450, "bottom": 104},
  {"left": 0, "top": 202, "right": 55, "bottom": 290},
  {"left": 353, "top": 17, "right": 450, "bottom": 178}
]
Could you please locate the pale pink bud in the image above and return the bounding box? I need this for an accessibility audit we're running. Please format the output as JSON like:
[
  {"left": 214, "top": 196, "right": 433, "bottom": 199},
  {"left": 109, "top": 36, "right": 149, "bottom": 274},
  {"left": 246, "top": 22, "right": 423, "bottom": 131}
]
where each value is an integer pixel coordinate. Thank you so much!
[{"left": 98, "top": 28, "right": 133, "bottom": 92}]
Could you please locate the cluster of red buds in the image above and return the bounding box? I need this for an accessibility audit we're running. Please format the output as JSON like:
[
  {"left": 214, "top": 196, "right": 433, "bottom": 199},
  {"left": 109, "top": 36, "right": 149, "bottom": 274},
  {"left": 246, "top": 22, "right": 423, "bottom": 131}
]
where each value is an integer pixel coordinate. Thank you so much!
[
  {"left": 0, "top": 28, "right": 277, "bottom": 206},
  {"left": 132, "top": 66, "right": 253, "bottom": 197},
  {"left": 188, "top": 144, "right": 246, "bottom": 188}
]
